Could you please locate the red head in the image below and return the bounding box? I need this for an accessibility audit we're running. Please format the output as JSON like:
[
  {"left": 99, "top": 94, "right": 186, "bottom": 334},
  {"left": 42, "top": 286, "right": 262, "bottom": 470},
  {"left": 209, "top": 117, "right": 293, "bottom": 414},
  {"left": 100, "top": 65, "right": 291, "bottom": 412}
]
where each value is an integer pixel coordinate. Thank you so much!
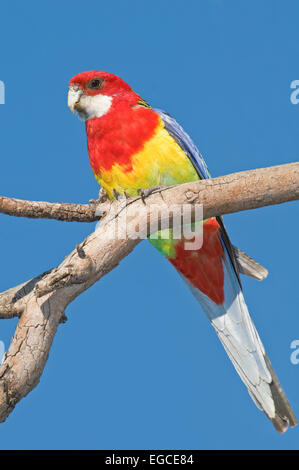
[
  {"left": 68, "top": 70, "right": 159, "bottom": 175},
  {"left": 68, "top": 70, "right": 138, "bottom": 120}
]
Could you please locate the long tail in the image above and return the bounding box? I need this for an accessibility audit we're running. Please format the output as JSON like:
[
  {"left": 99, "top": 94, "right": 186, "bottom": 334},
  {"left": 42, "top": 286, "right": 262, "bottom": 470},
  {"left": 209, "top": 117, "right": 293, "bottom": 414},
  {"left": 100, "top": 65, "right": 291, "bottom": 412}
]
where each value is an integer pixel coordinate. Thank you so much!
[{"left": 166, "top": 219, "right": 297, "bottom": 432}]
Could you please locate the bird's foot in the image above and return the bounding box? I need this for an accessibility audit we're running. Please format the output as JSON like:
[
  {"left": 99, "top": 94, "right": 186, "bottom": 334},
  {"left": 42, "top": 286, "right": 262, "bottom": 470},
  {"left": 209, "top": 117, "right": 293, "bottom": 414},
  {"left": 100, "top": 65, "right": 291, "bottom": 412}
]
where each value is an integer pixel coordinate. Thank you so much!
[
  {"left": 89, "top": 188, "right": 108, "bottom": 205},
  {"left": 112, "top": 188, "right": 129, "bottom": 202},
  {"left": 137, "top": 185, "right": 166, "bottom": 204},
  {"left": 98, "top": 188, "right": 108, "bottom": 203}
]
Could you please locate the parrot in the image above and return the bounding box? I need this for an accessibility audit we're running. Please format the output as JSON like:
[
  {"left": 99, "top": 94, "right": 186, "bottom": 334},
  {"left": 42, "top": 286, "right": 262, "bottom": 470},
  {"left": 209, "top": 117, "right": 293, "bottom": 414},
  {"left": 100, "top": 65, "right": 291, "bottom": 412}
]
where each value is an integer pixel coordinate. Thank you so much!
[{"left": 68, "top": 70, "right": 297, "bottom": 433}]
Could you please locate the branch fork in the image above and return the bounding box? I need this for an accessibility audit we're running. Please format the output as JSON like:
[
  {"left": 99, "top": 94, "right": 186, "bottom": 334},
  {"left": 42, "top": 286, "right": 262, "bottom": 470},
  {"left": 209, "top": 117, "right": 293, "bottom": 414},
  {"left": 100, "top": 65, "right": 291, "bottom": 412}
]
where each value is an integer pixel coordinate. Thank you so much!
[{"left": 0, "top": 162, "right": 298, "bottom": 422}]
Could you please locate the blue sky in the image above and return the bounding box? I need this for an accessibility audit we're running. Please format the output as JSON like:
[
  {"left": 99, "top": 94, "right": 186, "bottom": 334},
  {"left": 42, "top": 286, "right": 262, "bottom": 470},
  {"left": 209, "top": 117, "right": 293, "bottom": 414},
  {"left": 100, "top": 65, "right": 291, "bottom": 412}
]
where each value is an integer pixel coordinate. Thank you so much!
[{"left": 0, "top": 0, "right": 299, "bottom": 450}]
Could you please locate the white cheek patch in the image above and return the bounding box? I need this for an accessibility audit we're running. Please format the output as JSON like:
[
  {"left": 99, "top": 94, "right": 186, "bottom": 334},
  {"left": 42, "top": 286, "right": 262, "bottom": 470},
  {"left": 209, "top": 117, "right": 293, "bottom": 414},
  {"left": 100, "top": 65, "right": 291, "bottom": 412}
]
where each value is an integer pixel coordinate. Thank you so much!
[{"left": 78, "top": 93, "right": 112, "bottom": 121}]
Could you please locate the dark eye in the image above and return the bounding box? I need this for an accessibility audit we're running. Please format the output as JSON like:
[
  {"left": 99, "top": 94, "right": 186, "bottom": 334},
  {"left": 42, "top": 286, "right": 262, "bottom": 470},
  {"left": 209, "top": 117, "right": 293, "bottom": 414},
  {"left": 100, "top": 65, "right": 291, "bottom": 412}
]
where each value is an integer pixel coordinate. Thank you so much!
[{"left": 87, "top": 78, "right": 103, "bottom": 90}]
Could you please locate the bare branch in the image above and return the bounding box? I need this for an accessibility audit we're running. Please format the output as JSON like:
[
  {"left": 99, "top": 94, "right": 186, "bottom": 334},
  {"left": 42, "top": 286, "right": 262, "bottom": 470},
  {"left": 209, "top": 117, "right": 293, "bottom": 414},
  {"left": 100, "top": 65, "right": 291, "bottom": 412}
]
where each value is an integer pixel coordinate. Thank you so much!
[
  {"left": 0, "top": 162, "right": 298, "bottom": 422},
  {"left": 0, "top": 197, "right": 99, "bottom": 222},
  {"left": 0, "top": 162, "right": 298, "bottom": 222}
]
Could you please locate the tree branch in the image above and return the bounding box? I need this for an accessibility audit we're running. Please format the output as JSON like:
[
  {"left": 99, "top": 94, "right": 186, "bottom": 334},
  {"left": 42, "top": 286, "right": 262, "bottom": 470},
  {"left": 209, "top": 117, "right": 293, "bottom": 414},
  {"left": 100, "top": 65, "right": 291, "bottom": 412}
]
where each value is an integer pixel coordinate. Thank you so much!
[
  {"left": 0, "top": 197, "right": 99, "bottom": 222},
  {"left": 0, "top": 162, "right": 298, "bottom": 222},
  {"left": 0, "top": 162, "right": 298, "bottom": 423}
]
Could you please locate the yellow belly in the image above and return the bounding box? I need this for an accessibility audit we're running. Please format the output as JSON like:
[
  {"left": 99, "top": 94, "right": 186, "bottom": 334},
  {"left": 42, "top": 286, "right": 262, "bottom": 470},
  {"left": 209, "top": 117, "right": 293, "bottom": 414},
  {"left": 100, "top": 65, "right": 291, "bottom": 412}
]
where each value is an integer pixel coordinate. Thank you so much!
[{"left": 94, "top": 118, "right": 199, "bottom": 199}]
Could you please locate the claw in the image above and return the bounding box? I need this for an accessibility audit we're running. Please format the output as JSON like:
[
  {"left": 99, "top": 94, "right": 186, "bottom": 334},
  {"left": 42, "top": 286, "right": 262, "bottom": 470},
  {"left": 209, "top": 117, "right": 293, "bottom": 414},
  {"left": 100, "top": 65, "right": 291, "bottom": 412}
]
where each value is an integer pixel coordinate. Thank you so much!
[
  {"left": 137, "top": 185, "right": 165, "bottom": 204},
  {"left": 113, "top": 189, "right": 121, "bottom": 200},
  {"left": 112, "top": 188, "right": 128, "bottom": 204},
  {"left": 98, "top": 188, "right": 108, "bottom": 203}
]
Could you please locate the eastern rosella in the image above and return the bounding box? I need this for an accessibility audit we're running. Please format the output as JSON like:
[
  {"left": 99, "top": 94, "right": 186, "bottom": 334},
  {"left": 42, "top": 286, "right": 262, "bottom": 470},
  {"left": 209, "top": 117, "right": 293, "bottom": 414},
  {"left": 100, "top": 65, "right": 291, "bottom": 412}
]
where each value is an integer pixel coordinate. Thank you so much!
[{"left": 68, "top": 71, "right": 297, "bottom": 432}]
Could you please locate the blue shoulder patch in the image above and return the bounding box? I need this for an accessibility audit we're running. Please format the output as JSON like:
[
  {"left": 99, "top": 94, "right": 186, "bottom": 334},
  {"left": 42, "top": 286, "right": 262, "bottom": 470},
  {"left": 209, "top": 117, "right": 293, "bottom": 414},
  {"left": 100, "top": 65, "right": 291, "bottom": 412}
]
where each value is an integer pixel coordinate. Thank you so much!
[{"left": 154, "top": 108, "right": 211, "bottom": 180}]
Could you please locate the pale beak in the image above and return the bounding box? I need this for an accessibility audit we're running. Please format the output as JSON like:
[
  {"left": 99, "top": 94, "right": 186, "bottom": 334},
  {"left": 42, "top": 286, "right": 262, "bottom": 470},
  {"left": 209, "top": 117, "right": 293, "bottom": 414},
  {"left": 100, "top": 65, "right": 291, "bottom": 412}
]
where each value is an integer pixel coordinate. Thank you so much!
[{"left": 68, "top": 86, "right": 83, "bottom": 114}]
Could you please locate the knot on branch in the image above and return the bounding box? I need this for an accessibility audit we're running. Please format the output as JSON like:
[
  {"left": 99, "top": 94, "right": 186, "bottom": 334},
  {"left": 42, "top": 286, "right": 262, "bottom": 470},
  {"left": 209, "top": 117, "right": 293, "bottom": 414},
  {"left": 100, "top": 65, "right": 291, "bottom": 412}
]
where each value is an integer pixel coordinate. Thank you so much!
[
  {"left": 184, "top": 190, "right": 199, "bottom": 203},
  {"left": 34, "top": 246, "right": 95, "bottom": 297}
]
